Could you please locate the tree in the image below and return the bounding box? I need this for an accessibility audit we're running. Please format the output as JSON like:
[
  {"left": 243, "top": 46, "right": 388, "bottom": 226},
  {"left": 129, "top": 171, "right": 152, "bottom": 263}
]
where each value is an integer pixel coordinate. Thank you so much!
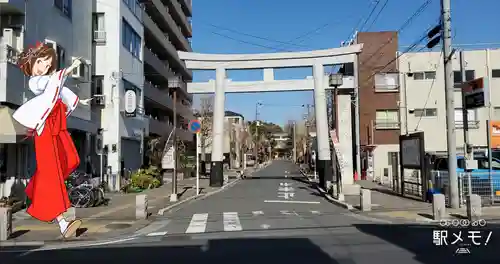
[{"left": 193, "top": 95, "right": 214, "bottom": 173}]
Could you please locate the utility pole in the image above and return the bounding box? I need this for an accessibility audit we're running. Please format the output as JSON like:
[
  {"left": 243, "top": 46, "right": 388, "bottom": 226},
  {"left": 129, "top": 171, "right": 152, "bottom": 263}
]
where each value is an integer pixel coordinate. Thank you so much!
[
  {"left": 254, "top": 102, "right": 262, "bottom": 162},
  {"left": 441, "top": 0, "right": 460, "bottom": 209},
  {"left": 292, "top": 121, "right": 297, "bottom": 163}
]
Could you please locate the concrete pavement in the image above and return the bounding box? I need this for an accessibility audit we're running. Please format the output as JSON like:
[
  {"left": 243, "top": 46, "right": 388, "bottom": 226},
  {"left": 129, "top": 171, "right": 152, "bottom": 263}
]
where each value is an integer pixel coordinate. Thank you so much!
[{"left": 131, "top": 160, "right": 374, "bottom": 237}]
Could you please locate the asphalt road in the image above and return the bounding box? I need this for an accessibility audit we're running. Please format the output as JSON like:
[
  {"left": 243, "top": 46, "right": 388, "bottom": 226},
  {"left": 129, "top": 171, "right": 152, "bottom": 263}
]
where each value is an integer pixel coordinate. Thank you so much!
[{"left": 2, "top": 160, "right": 500, "bottom": 263}]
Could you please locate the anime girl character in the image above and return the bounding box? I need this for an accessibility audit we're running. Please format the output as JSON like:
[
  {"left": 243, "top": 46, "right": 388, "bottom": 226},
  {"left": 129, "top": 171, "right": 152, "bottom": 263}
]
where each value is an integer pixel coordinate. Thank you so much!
[{"left": 12, "top": 41, "right": 93, "bottom": 239}]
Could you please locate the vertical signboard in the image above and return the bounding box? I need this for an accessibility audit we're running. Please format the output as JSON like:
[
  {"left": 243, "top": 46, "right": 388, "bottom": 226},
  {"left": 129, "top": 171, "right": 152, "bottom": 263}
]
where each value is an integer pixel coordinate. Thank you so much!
[{"left": 124, "top": 89, "right": 137, "bottom": 117}]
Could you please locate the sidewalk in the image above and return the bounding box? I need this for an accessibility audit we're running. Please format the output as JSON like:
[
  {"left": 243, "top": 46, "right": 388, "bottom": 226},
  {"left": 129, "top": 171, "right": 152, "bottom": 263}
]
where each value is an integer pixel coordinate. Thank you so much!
[
  {"left": 6, "top": 174, "right": 240, "bottom": 243},
  {"left": 345, "top": 180, "right": 500, "bottom": 224}
]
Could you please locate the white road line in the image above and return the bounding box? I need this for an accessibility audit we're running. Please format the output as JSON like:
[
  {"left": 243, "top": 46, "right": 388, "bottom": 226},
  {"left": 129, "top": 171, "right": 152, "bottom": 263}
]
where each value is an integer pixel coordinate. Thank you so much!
[
  {"left": 146, "top": 231, "right": 168, "bottom": 237},
  {"left": 134, "top": 220, "right": 170, "bottom": 235},
  {"left": 279, "top": 182, "right": 291, "bottom": 186},
  {"left": 223, "top": 212, "right": 242, "bottom": 232},
  {"left": 264, "top": 200, "right": 320, "bottom": 204},
  {"left": 252, "top": 210, "right": 264, "bottom": 216},
  {"left": 280, "top": 210, "right": 293, "bottom": 215},
  {"left": 311, "top": 210, "right": 321, "bottom": 214},
  {"left": 185, "top": 213, "right": 209, "bottom": 234}
]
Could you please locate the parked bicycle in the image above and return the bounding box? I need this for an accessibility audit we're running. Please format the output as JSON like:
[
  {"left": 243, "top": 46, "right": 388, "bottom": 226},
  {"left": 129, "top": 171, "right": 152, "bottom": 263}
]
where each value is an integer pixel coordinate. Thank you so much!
[{"left": 67, "top": 172, "right": 107, "bottom": 208}]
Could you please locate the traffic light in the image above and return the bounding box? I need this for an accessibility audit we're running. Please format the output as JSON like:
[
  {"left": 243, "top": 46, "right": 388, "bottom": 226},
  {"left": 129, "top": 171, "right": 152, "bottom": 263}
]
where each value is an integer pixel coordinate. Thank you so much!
[{"left": 426, "top": 24, "right": 442, "bottom": 49}]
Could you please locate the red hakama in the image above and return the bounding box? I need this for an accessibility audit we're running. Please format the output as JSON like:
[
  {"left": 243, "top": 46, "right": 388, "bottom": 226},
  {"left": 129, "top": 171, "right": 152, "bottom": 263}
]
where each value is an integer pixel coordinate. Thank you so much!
[{"left": 25, "top": 99, "right": 80, "bottom": 222}]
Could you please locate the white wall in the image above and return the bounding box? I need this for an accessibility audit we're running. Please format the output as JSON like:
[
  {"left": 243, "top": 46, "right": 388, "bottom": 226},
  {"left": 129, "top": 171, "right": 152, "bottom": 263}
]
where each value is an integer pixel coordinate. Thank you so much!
[
  {"left": 95, "top": 0, "right": 145, "bottom": 185},
  {"left": 399, "top": 49, "right": 500, "bottom": 153}
]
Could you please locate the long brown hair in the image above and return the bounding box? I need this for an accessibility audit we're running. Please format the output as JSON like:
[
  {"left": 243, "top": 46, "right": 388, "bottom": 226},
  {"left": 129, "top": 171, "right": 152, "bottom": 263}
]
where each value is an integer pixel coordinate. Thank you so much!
[{"left": 17, "top": 43, "right": 57, "bottom": 76}]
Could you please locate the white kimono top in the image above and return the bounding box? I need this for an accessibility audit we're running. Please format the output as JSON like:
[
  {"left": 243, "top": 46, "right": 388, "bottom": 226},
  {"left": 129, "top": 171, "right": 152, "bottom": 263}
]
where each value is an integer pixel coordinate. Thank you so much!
[{"left": 13, "top": 69, "right": 80, "bottom": 136}]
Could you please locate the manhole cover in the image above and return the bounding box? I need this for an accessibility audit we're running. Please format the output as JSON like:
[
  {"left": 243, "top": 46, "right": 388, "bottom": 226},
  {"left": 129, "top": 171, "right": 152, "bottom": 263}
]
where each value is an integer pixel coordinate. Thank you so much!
[{"left": 105, "top": 223, "right": 132, "bottom": 229}]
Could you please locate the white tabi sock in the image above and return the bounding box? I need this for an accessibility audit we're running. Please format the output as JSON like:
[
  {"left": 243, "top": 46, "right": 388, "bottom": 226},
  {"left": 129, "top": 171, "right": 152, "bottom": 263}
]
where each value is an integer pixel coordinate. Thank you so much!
[{"left": 58, "top": 218, "right": 69, "bottom": 233}]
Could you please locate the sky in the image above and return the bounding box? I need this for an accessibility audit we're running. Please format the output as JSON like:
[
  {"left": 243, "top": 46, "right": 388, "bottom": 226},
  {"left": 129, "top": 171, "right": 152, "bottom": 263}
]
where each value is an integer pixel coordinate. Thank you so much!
[{"left": 189, "top": 0, "right": 500, "bottom": 127}]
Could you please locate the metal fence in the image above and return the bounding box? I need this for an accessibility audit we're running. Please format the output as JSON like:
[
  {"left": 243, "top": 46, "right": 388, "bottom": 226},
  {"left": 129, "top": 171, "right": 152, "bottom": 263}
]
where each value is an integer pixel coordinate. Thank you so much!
[{"left": 432, "top": 170, "right": 500, "bottom": 206}]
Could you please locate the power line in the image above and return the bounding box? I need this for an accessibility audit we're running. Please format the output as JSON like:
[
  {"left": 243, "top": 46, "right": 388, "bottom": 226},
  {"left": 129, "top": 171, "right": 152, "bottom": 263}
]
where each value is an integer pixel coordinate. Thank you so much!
[
  {"left": 202, "top": 23, "right": 311, "bottom": 49},
  {"left": 209, "top": 31, "right": 291, "bottom": 52},
  {"left": 360, "top": 0, "right": 434, "bottom": 67},
  {"left": 358, "top": 0, "right": 383, "bottom": 32},
  {"left": 414, "top": 51, "right": 443, "bottom": 131},
  {"left": 365, "top": 0, "right": 390, "bottom": 31}
]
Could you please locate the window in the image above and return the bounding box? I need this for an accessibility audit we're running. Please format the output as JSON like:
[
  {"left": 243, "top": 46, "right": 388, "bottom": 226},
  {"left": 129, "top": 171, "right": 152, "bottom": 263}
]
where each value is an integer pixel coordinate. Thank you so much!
[
  {"left": 477, "top": 158, "right": 500, "bottom": 170},
  {"left": 375, "top": 110, "right": 399, "bottom": 129},
  {"left": 92, "top": 76, "right": 104, "bottom": 95},
  {"left": 54, "top": 0, "right": 72, "bottom": 19},
  {"left": 454, "top": 108, "right": 478, "bottom": 128},
  {"left": 453, "top": 70, "right": 475, "bottom": 88},
  {"left": 122, "top": 19, "right": 141, "bottom": 58},
  {"left": 412, "top": 71, "right": 435, "bottom": 80},
  {"left": 122, "top": 0, "right": 142, "bottom": 20},
  {"left": 374, "top": 73, "right": 398, "bottom": 92},
  {"left": 413, "top": 108, "right": 437, "bottom": 117},
  {"left": 93, "top": 13, "right": 106, "bottom": 42},
  {"left": 57, "top": 44, "right": 65, "bottom": 69},
  {"left": 492, "top": 69, "right": 500, "bottom": 78}
]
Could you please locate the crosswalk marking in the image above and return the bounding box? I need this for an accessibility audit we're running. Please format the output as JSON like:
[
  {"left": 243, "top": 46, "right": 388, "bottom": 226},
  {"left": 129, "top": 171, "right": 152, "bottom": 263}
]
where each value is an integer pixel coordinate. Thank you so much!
[
  {"left": 223, "top": 212, "right": 242, "bottom": 231},
  {"left": 139, "top": 210, "right": 326, "bottom": 237},
  {"left": 186, "top": 213, "right": 209, "bottom": 234}
]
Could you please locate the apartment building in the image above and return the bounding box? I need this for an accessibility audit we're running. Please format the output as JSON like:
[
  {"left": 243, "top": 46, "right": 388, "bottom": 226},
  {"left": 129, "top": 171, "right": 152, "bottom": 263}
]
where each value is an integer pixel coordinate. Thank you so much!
[
  {"left": 355, "top": 31, "right": 400, "bottom": 180},
  {"left": 399, "top": 49, "right": 500, "bottom": 154},
  {"left": 93, "top": 0, "right": 194, "bottom": 190},
  {"left": 0, "top": 0, "right": 94, "bottom": 196},
  {"left": 141, "top": 0, "right": 194, "bottom": 142}
]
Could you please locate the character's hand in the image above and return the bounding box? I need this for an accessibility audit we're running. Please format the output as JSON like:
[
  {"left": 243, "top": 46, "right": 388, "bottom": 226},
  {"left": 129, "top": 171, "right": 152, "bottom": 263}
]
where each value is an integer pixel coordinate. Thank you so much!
[
  {"left": 71, "top": 57, "right": 84, "bottom": 68},
  {"left": 79, "top": 98, "right": 93, "bottom": 106}
]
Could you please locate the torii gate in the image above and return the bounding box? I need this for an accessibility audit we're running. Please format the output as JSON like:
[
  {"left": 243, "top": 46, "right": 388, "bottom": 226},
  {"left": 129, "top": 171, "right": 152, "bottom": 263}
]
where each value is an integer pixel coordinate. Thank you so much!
[{"left": 178, "top": 44, "right": 363, "bottom": 189}]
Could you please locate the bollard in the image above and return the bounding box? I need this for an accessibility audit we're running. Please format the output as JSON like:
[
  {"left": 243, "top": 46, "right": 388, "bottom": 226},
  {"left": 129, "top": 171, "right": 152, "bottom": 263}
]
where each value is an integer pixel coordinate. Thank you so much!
[
  {"left": 360, "top": 188, "right": 371, "bottom": 212},
  {"left": 136, "top": 194, "right": 148, "bottom": 220},
  {"left": 432, "top": 193, "right": 446, "bottom": 220},
  {"left": 63, "top": 207, "right": 76, "bottom": 221},
  {"left": 466, "top": 194, "right": 482, "bottom": 221},
  {"left": 0, "top": 207, "right": 12, "bottom": 241}
]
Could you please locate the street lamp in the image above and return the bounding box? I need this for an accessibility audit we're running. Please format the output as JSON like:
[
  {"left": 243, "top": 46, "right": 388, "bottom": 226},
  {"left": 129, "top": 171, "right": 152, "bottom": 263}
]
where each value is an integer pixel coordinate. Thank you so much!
[
  {"left": 329, "top": 73, "right": 343, "bottom": 87},
  {"left": 254, "top": 102, "right": 263, "bottom": 163},
  {"left": 168, "top": 75, "right": 182, "bottom": 202}
]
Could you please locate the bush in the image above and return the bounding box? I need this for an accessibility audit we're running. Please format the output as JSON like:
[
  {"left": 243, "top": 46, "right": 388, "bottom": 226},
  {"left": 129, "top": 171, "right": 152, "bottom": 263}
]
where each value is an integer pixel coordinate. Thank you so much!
[{"left": 130, "top": 165, "right": 162, "bottom": 190}]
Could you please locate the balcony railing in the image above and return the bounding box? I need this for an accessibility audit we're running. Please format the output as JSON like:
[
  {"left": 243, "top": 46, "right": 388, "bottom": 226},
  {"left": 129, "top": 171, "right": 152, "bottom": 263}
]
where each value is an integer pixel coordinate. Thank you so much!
[
  {"left": 374, "top": 120, "right": 400, "bottom": 129},
  {"left": 0, "top": 44, "right": 20, "bottom": 64},
  {"left": 93, "top": 31, "right": 106, "bottom": 43}
]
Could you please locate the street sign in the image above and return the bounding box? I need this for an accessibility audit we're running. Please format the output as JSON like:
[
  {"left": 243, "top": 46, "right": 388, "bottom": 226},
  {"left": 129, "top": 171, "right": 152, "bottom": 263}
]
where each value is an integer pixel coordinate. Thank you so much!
[
  {"left": 462, "top": 77, "right": 488, "bottom": 109},
  {"left": 189, "top": 119, "right": 201, "bottom": 133},
  {"left": 161, "top": 146, "right": 175, "bottom": 169}
]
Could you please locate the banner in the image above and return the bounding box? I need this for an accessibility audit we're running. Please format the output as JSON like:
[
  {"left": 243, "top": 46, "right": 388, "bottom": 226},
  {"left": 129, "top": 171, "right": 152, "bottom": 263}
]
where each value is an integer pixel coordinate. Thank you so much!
[{"left": 490, "top": 121, "right": 500, "bottom": 148}]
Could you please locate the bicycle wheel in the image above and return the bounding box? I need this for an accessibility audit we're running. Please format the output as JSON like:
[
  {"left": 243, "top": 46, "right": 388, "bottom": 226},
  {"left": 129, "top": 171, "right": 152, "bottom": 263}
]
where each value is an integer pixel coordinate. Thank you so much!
[
  {"left": 69, "top": 186, "right": 94, "bottom": 208},
  {"left": 91, "top": 188, "right": 104, "bottom": 207}
]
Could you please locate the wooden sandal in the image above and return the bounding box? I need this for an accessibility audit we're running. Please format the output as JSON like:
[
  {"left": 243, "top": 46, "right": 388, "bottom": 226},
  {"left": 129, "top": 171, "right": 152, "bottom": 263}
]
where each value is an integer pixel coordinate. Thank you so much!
[{"left": 62, "top": 219, "right": 82, "bottom": 239}]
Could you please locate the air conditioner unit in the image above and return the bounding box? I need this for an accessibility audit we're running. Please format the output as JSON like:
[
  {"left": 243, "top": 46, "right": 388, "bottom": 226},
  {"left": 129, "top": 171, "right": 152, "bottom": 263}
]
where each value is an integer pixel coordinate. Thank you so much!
[
  {"left": 44, "top": 39, "right": 57, "bottom": 53},
  {"left": 71, "top": 57, "right": 86, "bottom": 79}
]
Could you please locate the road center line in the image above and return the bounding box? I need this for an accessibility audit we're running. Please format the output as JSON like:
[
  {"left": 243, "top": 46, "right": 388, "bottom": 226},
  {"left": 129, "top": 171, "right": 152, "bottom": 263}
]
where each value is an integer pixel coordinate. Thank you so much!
[{"left": 264, "top": 200, "right": 320, "bottom": 204}]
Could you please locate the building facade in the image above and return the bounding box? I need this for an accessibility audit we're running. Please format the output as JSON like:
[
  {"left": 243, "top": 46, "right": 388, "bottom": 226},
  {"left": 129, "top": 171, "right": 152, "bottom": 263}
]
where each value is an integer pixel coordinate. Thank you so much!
[
  {"left": 355, "top": 31, "right": 400, "bottom": 180},
  {"left": 0, "top": 0, "right": 94, "bottom": 197},
  {"left": 93, "top": 0, "right": 194, "bottom": 190},
  {"left": 399, "top": 49, "right": 500, "bottom": 154}
]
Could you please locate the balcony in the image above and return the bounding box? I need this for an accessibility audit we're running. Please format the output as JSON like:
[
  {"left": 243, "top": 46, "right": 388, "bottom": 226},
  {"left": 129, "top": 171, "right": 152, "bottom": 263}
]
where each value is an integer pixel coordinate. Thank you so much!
[
  {"left": 374, "top": 73, "right": 399, "bottom": 92},
  {"left": 93, "top": 30, "right": 106, "bottom": 44},
  {"left": 176, "top": 100, "right": 194, "bottom": 120},
  {"left": 0, "top": 0, "right": 25, "bottom": 14},
  {"left": 144, "top": 47, "right": 172, "bottom": 81},
  {"left": 148, "top": 117, "right": 173, "bottom": 137},
  {"left": 171, "top": 0, "right": 192, "bottom": 38},
  {"left": 178, "top": 0, "right": 192, "bottom": 16},
  {"left": 176, "top": 126, "right": 193, "bottom": 142},
  {"left": 374, "top": 120, "right": 400, "bottom": 130},
  {"left": 145, "top": 0, "right": 190, "bottom": 52},
  {"left": 144, "top": 80, "right": 173, "bottom": 107},
  {"left": 0, "top": 44, "right": 25, "bottom": 106}
]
